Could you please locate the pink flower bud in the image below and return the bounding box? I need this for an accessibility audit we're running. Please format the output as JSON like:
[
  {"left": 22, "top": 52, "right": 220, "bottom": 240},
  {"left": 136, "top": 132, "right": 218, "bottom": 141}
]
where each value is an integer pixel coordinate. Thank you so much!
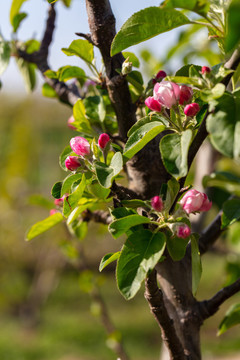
[
  {"left": 176, "top": 224, "right": 191, "bottom": 239},
  {"left": 98, "top": 133, "right": 110, "bottom": 150},
  {"left": 145, "top": 96, "right": 162, "bottom": 112},
  {"left": 184, "top": 103, "right": 200, "bottom": 117},
  {"left": 65, "top": 156, "right": 81, "bottom": 171},
  {"left": 67, "top": 116, "right": 76, "bottom": 130},
  {"left": 201, "top": 66, "right": 211, "bottom": 74},
  {"left": 151, "top": 196, "right": 163, "bottom": 212},
  {"left": 154, "top": 81, "right": 180, "bottom": 109},
  {"left": 70, "top": 136, "right": 90, "bottom": 157},
  {"left": 180, "top": 189, "right": 212, "bottom": 214},
  {"left": 179, "top": 85, "right": 193, "bottom": 105},
  {"left": 54, "top": 194, "right": 68, "bottom": 207},
  {"left": 156, "top": 70, "right": 167, "bottom": 80},
  {"left": 50, "top": 209, "right": 58, "bottom": 216}
]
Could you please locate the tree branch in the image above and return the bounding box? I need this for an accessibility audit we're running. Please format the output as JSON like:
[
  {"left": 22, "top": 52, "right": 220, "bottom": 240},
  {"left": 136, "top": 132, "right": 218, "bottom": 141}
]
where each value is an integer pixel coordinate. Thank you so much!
[
  {"left": 17, "top": 5, "right": 81, "bottom": 106},
  {"left": 144, "top": 270, "right": 186, "bottom": 360},
  {"left": 85, "top": 0, "right": 136, "bottom": 140},
  {"left": 82, "top": 209, "right": 112, "bottom": 225},
  {"left": 199, "top": 278, "right": 240, "bottom": 320}
]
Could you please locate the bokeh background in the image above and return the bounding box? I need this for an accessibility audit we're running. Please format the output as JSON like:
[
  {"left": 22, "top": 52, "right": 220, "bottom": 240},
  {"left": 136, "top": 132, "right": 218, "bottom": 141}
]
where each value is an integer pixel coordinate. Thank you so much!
[{"left": 1, "top": 1, "right": 240, "bottom": 359}]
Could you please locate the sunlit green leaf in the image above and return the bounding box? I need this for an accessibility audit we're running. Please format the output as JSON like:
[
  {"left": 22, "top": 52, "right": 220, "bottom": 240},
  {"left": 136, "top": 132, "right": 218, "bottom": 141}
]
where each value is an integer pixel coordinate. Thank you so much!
[
  {"left": 26, "top": 213, "right": 64, "bottom": 241},
  {"left": 122, "top": 52, "right": 140, "bottom": 68},
  {"left": 111, "top": 7, "right": 190, "bottom": 55},
  {"left": 62, "top": 39, "right": 94, "bottom": 64},
  {"left": 218, "top": 303, "right": 240, "bottom": 335},
  {"left": 225, "top": 0, "right": 240, "bottom": 53},
  {"left": 99, "top": 252, "right": 121, "bottom": 272},
  {"left": 10, "top": 0, "right": 28, "bottom": 25},
  {"left": 109, "top": 214, "right": 151, "bottom": 239}
]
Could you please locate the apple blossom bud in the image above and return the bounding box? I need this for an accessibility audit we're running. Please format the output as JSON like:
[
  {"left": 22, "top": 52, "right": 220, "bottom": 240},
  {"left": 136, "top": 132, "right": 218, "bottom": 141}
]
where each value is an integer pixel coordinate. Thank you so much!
[
  {"left": 176, "top": 224, "right": 191, "bottom": 239},
  {"left": 67, "top": 116, "right": 76, "bottom": 130},
  {"left": 201, "top": 66, "right": 211, "bottom": 75},
  {"left": 54, "top": 194, "right": 67, "bottom": 207},
  {"left": 50, "top": 209, "right": 58, "bottom": 216},
  {"left": 65, "top": 156, "right": 81, "bottom": 171},
  {"left": 70, "top": 136, "right": 90, "bottom": 156},
  {"left": 145, "top": 96, "right": 162, "bottom": 112},
  {"left": 179, "top": 85, "right": 193, "bottom": 105},
  {"left": 180, "top": 189, "right": 212, "bottom": 214},
  {"left": 156, "top": 70, "right": 167, "bottom": 80},
  {"left": 151, "top": 196, "right": 163, "bottom": 212},
  {"left": 184, "top": 103, "right": 200, "bottom": 117},
  {"left": 98, "top": 133, "right": 110, "bottom": 150},
  {"left": 154, "top": 81, "right": 180, "bottom": 109},
  {"left": 122, "top": 57, "right": 132, "bottom": 76}
]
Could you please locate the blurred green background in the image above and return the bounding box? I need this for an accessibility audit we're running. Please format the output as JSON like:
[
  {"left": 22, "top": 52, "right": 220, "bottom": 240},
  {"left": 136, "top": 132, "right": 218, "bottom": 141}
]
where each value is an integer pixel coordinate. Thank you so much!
[{"left": 0, "top": 93, "right": 240, "bottom": 360}]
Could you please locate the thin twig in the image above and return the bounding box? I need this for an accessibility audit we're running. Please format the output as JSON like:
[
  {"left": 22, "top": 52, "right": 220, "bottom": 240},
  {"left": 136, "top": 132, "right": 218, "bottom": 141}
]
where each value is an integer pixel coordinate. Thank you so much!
[{"left": 199, "top": 278, "right": 240, "bottom": 320}]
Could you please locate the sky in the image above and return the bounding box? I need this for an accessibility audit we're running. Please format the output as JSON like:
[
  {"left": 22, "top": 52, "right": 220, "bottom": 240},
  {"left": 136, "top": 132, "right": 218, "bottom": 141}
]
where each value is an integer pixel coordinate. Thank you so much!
[{"left": 0, "top": 0, "right": 181, "bottom": 94}]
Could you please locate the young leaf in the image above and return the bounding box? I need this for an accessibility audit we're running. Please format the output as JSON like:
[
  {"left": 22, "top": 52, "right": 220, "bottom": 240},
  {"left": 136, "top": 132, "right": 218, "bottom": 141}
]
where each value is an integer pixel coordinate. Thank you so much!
[
  {"left": 58, "top": 65, "right": 86, "bottom": 82},
  {"left": 51, "top": 181, "right": 62, "bottom": 199},
  {"left": 165, "top": 178, "right": 180, "bottom": 211},
  {"left": 73, "top": 99, "right": 92, "bottom": 135},
  {"left": 99, "top": 252, "right": 121, "bottom": 272},
  {"left": 0, "top": 37, "right": 11, "bottom": 76},
  {"left": 94, "top": 152, "right": 123, "bottom": 189},
  {"left": 12, "top": 12, "right": 27, "bottom": 32},
  {"left": 202, "top": 172, "right": 240, "bottom": 196},
  {"left": 26, "top": 213, "right": 64, "bottom": 241},
  {"left": 225, "top": 0, "right": 240, "bottom": 53},
  {"left": 109, "top": 214, "right": 151, "bottom": 239},
  {"left": 221, "top": 198, "right": 240, "bottom": 229},
  {"left": 59, "top": 145, "right": 74, "bottom": 171},
  {"left": 127, "top": 115, "right": 167, "bottom": 137},
  {"left": 124, "top": 122, "right": 165, "bottom": 161},
  {"left": 161, "top": 0, "right": 209, "bottom": 16},
  {"left": 62, "top": 39, "right": 94, "bottom": 64},
  {"left": 160, "top": 130, "right": 192, "bottom": 179},
  {"left": 61, "top": 173, "right": 83, "bottom": 196},
  {"left": 63, "top": 174, "right": 86, "bottom": 216},
  {"left": 167, "top": 235, "right": 189, "bottom": 261},
  {"left": 111, "top": 7, "right": 190, "bottom": 55},
  {"left": 122, "top": 52, "right": 140, "bottom": 68},
  {"left": 191, "top": 234, "right": 202, "bottom": 295},
  {"left": 10, "top": 0, "right": 28, "bottom": 26},
  {"left": 15, "top": 58, "right": 36, "bottom": 92},
  {"left": 116, "top": 230, "right": 166, "bottom": 299},
  {"left": 121, "top": 199, "right": 149, "bottom": 209},
  {"left": 218, "top": 303, "right": 240, "bottom": 335},
  {"left": 42, "top": 83, "right": 57, "bottom": 98}
]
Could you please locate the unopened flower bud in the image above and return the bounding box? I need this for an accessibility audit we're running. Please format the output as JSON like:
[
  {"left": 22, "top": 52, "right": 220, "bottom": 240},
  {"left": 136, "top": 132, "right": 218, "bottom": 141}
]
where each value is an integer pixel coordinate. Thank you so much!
[
  {"left": 70, "top": 136, "right": 91, "bottom": 156},
  {"left": 122, "top": 57, "right": 132, "bottom": 76},
  {"left": 176, "top": 224, "right": 191, "bottom": 239},
  {"left": 151, "top": 196, "right": 163, "bottom": 212},
  {"left": 156, "top": 70, "right": 167, "bottom": 80},
  {"left": 65, "top": 156, "right": 81, "bottom": 171},
  {"left": 50, "top": 209, "right": 58, "bottom": 216},
  {"left": 180, "top": 189, "right": 212, "bottom": 214},
  {"left": 184, "top": 103, "right": 200, "bottom": 117},
  {"left": 54, "top": 194, "right": 67, "bottom": 207},
  {"left": 154, "top": 81, "right": 180, "bottom": 109},
  {"left": 179, "top": 85, "right": 193, "bottom": 105},
  {"left": 201, "top": 66, "right": 211, "bottom": 75},
  {"left": 67, "top": 116, "right": 76, "bottom": 130},
  {"left": 145, "top": 96, "right": 162, "bottom": 112},
  {"left": 98, "top": 133, "right": 110, "bottom": 150}
]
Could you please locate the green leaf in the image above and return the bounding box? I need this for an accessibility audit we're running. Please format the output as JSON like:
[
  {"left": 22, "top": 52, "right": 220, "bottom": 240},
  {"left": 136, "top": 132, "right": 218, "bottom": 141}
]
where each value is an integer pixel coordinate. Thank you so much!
[
  {"left": 59, "top": 145, "right": 74, "bottom": 171},
  {"left": 121, "top": 199, "right": 149, "bottom": 209},
  {"left": 221, "top": 198, "right": 240, "bottom": 229},
  {"left": 127, "top": 115, "right": 167, "bottom": 137},
  {"left": 61, "top": 173, "right": 83, "bottom": 196},
  {"left": 10, "top": 0, "right": 28, "bottom": 26},
  {"left": 191, "top": 234, "right": 202, "bottom": 295},
  {"left": 62, "top": 39, "right": 94, "bottom": 64},
  {"left": 73, "top": 99, "right": 92, "bottom": 135},
  {"left": 161, "top": 0, "right": 209, "bottom": 16},
  {"left": 116, "top": 230, "right": 166, "bottom": 299},
  {"left": 88, "top": 181, "right": 110, "bottom": 199},
  {"left": 165, "top": 178, "right": 180, "bottom": 211},
  {"left": 225, "top": 0, "right": 240, "bottom": 53},
  {"left": 95, "top": 152, "right": 123, "bottom": 189},
  {"left": 126, "top": 71, "right": 144, "bottom": 94},
  {"left": 42, "top": 83, "right": 57, "bottom": 98},
  {"left": 63, "top": 174, "right": 86, "bottom": 217},
  {"left": 124, "top": 122, "right": 165, "bottom": 161},
  {"left": 218, "top": 303, "right": 240, "bottom": 335},
  {"left": 61, "top": 0, "right": 72, "bottom": 7},
  {"left": 0, "top": 37, "right": 11, "bottom": 76},
  {"left": 109, "top": 214, "right": 151, "bottom": 239},
  {"left": 175, "top": 64, "right": 202, "bottom": 77},
  {"left": 167, "top": 75, "right": 203, "bottom": 87},
  {"left": 160, "top": 130, "right": 192, "bottom": 179},
  {"left": 51, "top": 181, "right": 63, "bottom": 199},
  {"left": 15, "top": 57, "right": 36, "bottom": 92},
  {"left": 48, "top": 0, "right": 58, "bottom": 3},
  {"left": 167, "top": 235, "right": 189, "bottom": 261},
  {"left": 122, "top": 52, "right": 140, "bottom": 68},
  {"left": 58, "top": 65, "right": 86, "bottom": 82},
  {"left": 200, "top": 83, "right": 226, "bottom": 102},
  {"left": 111, "top": 207, "right": 136, "bottom": 221},
  {"left": 206, "top": 93, "right": 240, "bottom": 159},
  {"left": 111, "top": 7, "right": 190, "bottom": 55},
  {"left": 12, "top": 12, "right": 27, "bottom": 32},
  {"left": 99, "top": 252, "right": 121, "bottom": 272},
  {"left": 202, "top": 172, "right": 240, "bottom": 196},
  {"left": 26, "top": 213, "right": 64, "bottom": 241}
]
